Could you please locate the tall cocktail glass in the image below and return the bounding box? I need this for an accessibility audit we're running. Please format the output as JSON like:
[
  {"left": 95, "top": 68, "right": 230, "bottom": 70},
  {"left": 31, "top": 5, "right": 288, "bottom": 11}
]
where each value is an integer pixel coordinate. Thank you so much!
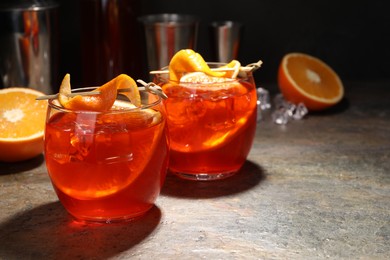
[
  {"left": 155, "top": 63, "right": 257, "bottom": 181},
  {"left": 44, "top": 88, "right": 169, "bottom": 223}
]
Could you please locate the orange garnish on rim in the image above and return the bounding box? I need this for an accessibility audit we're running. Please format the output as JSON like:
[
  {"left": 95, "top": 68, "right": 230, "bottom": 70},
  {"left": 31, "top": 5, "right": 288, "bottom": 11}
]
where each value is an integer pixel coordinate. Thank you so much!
[
  {"left": 169, "top": 49, "right": 227, "bottom": 81},
  {"left": 220, "top": 59, "right": 241, "bottom": 78},
  {"left": 58, "top": 74, "right": 141, "bottom": 111}
]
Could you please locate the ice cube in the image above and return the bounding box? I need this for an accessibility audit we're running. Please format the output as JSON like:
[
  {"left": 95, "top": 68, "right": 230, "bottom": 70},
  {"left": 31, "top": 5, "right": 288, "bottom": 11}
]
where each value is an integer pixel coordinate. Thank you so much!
[
  {"left": 285, "top": 102, "right": 296, "bottom": 117},
  {"left": 186, "top": 98, "right": 207, "bottom": 121},
  {"left": 274, "top": 93, "right": 285, "bottom": 109},
  {"left": 167, "top": 98, "right": 205, "bottom": 126},
  {"left": 257, "top": 102, "right": 263, "bottom": 122},
  {"left": 256, "top": 87, "right": 271, "bottom": 122},
  {"left": 292, "top": 102, "right": 309, "bottom": 120},
  {"left": 46, "top": 129, "right": 74, "bottom": 164},
  {"left": 70, "top": 134, "right": 92, "bottom": 161},
  {"left": 272, "top": 107, "right": 289, "bottom": 125},
  {"left": 257, "top": 87, "right": 271, "bottom": 110},
  {"left": 204, "top": 98, "right": 235, "bottom": 131},
  {"left": 272, "top": 94, "right": 308, "bottom": 124},
  {"left": 68, "top": 121, "right": 95, "bottom": 161}
]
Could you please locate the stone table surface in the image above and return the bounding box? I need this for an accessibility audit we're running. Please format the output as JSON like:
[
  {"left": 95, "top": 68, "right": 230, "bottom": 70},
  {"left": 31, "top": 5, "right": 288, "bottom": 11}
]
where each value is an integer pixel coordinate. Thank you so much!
[{"left": 0, "top": 81, "right": 389, "bottom": 260}]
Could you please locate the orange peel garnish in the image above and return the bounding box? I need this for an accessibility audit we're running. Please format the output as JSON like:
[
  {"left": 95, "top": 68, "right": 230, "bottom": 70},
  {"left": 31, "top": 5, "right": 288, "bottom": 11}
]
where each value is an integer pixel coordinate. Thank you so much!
[
  {"left": 168, "top": 49, "right": 227, "bottom": 81},
  {"left": 58, "top": 74, "right": 140, "bottom": 111},
  {"left": 109, "top": 74, "right": 141, "bottom": 107},
  {"left": 220, "top": 59, "right": 241, "bottom": 78}
]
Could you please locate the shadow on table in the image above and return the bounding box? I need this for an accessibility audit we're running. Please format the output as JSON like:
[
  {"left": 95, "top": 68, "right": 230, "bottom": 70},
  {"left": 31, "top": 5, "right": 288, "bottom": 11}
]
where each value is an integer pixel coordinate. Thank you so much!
[
  {"left": 161, "top": 160, "right": 266, "bottom": 199},
  {"left": 311, "top": 96, "right": 350, "bottom": 116},
  {"left": 0, "top": 202, "right": 161, "bottom": 259},
  {"left": 0, "top": 154, "right": 44, "bottom": 175}
]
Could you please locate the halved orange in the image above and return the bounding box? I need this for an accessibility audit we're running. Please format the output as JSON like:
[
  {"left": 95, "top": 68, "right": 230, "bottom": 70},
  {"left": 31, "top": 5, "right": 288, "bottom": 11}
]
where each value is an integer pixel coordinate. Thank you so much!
[
  {"left": 0, "top": 88, "right": 47, "bottom": 162},
  {"left": 278, "top": 53, "right": 344, "bottom": 111},
  {"left": 59, "top": 74, "right": 141, "bottom": 111},
  {"left": 169, "top": 49, "right": 227, "bottom": 81}
]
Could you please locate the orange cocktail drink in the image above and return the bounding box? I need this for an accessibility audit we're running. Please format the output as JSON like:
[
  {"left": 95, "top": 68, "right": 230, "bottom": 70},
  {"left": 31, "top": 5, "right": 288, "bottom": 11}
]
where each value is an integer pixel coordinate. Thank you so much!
[
  {"left": 44, "top": 81, "right": 168, "bottom": 222},
  {"left": 155, "top": 57, "right": 258, "bottom": 181}
]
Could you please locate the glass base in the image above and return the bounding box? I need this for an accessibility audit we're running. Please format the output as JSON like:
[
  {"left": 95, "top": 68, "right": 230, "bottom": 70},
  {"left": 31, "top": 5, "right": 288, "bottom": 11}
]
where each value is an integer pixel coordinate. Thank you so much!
[
  {"left": 171, "top": 170, "right": 237, "bottom": 181},
  {"left": 69, "top": 205, "right": 153, "bottom": 224}
]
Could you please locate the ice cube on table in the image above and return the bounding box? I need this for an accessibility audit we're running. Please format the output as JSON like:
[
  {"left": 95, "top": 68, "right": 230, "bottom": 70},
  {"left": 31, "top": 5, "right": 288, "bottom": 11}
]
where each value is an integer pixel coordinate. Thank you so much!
[
  {"left": 257, "top": 87, "right": 271, "bottom": 110},
  {"left": 273, "top": 93, "right": 285, "bottom": 109},
  {"left": 271, "top": 94, "right": 308, "bottom": 124},
  {"left": 256, "top": 87, "right": 271, "bottom": 122},
  {"left": 292, "top": 102, "right": 309, "bottom": 120},
  {"left": 272, "top": 107, "right": 289, "bottom": 125}
]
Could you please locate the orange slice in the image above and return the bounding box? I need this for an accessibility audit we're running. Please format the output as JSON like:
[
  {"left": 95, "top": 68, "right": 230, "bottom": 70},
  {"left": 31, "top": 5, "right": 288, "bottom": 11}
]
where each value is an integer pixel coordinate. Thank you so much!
[
  {"left": 278, "top": 53, "right": 344, "bottom": 111},
  {"left": 0, "top": 87, "right": 47, "bottom": 162},
  {"left": 58, "top": 74, "right": 140, "bottom": 111},
  {"left": 180, "top": 72, "right": 233, "bottom": 84},
  {"left": 179, "top": 72, "right": 239, "bottom": 92},
  {"left": 169, "top": 49, "right": 226, "bottom": 81}
]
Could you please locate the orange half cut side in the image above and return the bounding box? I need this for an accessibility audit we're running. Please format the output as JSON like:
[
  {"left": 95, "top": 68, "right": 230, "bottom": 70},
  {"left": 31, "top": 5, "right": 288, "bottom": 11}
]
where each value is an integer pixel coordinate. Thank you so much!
[
  {"left": 0, "top": 87, "right": 47, "bottom": 162},
  {"left": 278, "top": 53, "right": 344, "bottom": 111}
]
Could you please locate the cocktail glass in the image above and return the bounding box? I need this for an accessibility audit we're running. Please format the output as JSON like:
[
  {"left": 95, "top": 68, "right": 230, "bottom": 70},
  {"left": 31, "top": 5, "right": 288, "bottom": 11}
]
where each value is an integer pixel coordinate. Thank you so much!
[
  {"left": 154, "top": 63, "right": 257, "bottom": 181},
  {"left": 44, "top": 88, "right": 169, "bottom": 223}
]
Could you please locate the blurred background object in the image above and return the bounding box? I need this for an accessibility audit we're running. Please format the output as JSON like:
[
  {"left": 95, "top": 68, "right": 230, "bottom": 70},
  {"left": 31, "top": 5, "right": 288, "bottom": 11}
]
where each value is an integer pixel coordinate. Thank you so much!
[
  {"left": 210, "top": 21, "right": 242, "bottom": 63},
  {"left": 0, "top": 0, "right": 59, "bottom": 94},
  {"left": 80, "top": 0, "right": 145, "bottom": 87},
  {"left": 139, "top": 13, "right": 199, "bottom": 75},
  {"left": 58, "top": 0, "right": 389, "bottom": 87}
]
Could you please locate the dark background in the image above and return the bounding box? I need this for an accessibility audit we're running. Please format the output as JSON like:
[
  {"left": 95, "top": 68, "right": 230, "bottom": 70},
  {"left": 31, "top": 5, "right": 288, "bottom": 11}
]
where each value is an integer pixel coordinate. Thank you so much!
[{"left": 59, "top": 0, "right": 389, "bottom": 88}]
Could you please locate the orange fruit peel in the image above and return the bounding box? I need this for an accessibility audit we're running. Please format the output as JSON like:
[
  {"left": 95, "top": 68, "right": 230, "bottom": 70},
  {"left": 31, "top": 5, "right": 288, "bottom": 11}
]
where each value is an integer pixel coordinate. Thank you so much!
[
  {"left": 220, "top": 59, "right": 241, "bottom": 78},
  {"left": 178, "top": 59, "right": 241, "bottom": 89},
  {"left": 114, "top": 74, "right": 141, "bottom": 107},
  {"left": 169, "top": 49, "right": 227, "bottom": 81},
  {"left": 0, "top": 87, "right": 47, "bottom": 162},
  {"left": 58, "top": 74, "right": 141, "bottom": 111},
  {"left": 278, "top": 53, "right": 344, "bottom": 111}
]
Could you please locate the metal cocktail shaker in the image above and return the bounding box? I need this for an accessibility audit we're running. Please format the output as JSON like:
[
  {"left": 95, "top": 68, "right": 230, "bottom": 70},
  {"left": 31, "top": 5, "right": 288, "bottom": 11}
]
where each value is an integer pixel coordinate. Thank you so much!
[
  {"left": 0, "top": 0, "right": 59, "bottom": 94},
  {"left": 138, "top": 14, "right": 199, "bottom": 74}
]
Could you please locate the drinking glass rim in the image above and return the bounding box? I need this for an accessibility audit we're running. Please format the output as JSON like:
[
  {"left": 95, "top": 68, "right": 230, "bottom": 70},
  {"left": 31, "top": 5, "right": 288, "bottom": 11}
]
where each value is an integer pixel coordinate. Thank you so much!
[
  {"left": 47, "top": 87, "right": 162, "bottom": 114},
  {"left": 138, "top": 13, "right": 199, "bottom": 26},
  {"left": 154, "top": 62, "right": 252, "bottom": 86},
  {"left": 159, "top": 62, "right": 230, "bottom": 71}
]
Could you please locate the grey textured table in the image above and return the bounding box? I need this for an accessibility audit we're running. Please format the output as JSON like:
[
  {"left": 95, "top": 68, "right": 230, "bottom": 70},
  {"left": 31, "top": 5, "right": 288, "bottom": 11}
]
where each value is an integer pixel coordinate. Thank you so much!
[{"left": 0, "top": 81, "right": 389, "bottom": 259}]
